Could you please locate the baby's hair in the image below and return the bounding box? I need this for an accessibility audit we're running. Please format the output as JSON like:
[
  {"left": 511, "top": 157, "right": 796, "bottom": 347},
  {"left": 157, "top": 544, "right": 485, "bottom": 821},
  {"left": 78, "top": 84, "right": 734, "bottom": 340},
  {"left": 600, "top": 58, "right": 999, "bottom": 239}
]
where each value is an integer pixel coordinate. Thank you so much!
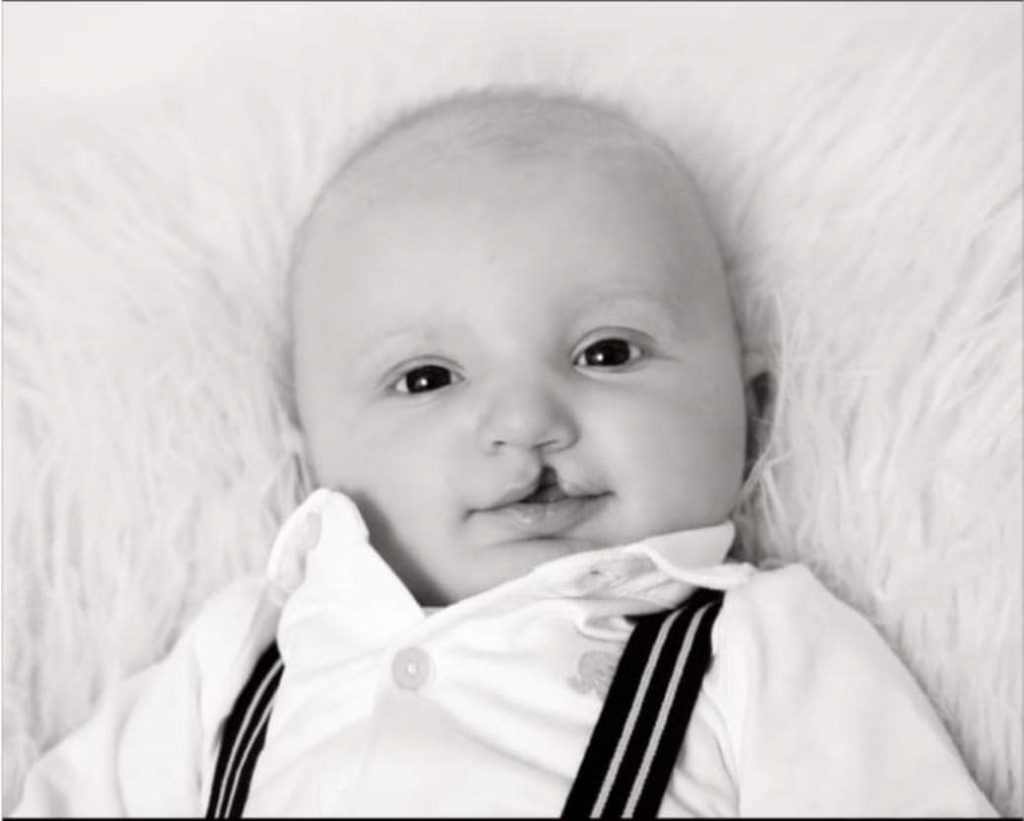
[
  {"left": 290, "top": 85, "right": 711, "bottom": 309},
  {"left": 317, "top": 86, "right": 702, "bottom": 219},
  {"left": 346, "top": 87, "right": 682, "bottom": 170}
]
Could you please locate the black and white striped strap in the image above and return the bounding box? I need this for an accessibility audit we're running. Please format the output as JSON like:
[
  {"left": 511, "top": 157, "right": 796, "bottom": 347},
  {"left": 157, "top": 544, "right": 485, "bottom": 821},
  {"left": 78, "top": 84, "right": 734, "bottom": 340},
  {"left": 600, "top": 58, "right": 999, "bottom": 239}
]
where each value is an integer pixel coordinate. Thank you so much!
[
  {"left": 562, "top": 588, "right": 724, "bottom": 819},
  {"left": 206, "top": 588, "right": 722, "bottom": 819},
  {"left": 206, "top": 641, "right": 284, "bottom": 819}
]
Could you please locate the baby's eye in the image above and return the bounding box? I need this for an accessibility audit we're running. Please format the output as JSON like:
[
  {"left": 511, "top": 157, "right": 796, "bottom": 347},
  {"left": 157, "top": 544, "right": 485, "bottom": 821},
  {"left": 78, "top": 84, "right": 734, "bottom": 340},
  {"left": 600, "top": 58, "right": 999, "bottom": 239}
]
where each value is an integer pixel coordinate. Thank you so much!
[
  {"left": 573, "top": 338, "right": 643, "bottom": 369},
  {"left": 394, "top": 364, "right": 457, "bottom": 395}
]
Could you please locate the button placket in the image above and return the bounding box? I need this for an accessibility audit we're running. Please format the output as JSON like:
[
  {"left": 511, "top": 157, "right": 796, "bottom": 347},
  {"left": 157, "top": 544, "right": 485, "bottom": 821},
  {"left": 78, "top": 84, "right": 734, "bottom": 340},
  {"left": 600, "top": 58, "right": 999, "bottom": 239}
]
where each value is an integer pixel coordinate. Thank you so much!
[
  {"left": 542, "top": 556, "right": 653, "bottom": 598},
  {"left": 580, "top": 568, "right": 618, "bottom": 591}
]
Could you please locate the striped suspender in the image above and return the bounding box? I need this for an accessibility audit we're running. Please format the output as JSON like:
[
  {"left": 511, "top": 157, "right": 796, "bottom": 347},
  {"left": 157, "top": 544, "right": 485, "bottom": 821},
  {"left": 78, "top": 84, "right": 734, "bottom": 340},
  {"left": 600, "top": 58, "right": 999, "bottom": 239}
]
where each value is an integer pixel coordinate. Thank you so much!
[
  {"left": 206, "top": 642, "right": 284, "bottom": 819},
  {"left": 561, "top": 588, "right": 724, "bottom": 818},
  {"left": 205, "top": 589, "right": 723, "bottom": 819}
]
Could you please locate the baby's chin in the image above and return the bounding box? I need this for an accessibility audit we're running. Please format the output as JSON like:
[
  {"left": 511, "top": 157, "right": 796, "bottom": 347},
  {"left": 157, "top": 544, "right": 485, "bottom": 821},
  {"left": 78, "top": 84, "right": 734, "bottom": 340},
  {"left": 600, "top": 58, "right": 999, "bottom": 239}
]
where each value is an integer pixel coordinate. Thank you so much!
[
  {"left": 468, "top": 509, "right": 701, "bottom": 559},
  {"left": 403, "top": 536, "right": 599, "bottom": 607}
]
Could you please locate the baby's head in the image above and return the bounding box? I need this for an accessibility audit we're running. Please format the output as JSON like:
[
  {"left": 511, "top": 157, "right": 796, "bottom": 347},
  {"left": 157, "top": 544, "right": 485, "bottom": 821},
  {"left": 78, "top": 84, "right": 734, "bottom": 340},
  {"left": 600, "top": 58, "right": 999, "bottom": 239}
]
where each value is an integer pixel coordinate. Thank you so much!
[{"left": 291, "top": 89, "right": 748, "bottom": 605}]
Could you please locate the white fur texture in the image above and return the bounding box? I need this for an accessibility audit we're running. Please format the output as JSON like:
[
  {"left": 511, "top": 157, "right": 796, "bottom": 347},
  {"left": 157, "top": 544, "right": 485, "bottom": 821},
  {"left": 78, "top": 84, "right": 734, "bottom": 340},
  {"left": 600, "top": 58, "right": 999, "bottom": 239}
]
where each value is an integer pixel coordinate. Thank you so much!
[{"left": 3, "top": 4, "right": 1020, "bottom": 814}]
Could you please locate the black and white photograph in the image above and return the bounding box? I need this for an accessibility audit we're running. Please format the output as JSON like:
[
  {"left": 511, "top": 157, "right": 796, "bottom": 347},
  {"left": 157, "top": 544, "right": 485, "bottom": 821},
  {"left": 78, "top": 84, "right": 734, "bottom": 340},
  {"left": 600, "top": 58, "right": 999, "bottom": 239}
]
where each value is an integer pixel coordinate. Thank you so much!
[{"left": 3, "top": 2, "right": 1020, "bottom": 816}]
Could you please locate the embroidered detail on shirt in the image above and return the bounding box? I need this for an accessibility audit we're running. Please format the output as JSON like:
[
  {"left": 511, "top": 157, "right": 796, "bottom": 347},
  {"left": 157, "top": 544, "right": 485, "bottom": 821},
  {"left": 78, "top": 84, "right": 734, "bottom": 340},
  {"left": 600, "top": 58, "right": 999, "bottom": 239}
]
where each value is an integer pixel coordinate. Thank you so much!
[{"left": 568, "top": 650, "right": 619, "bottom": 699}]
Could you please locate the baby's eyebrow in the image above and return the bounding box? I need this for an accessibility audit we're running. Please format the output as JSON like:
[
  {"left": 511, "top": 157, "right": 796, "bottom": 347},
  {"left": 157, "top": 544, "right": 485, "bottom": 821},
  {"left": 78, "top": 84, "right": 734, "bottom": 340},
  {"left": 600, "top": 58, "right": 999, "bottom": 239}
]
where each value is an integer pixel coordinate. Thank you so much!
[
  {"left": 570, "top": 288, "right": 702, "bottom": 342},
  {"left": 572, "top": 289, "right": 683, "bottom": 321},
  {"left": 576, "top": 289, "right": 665, "bottom": 308},
  {"left": 353, "top": 325, "right": 449, "bottom": 363},
  {"left": 358, "top": 327, "right": 421, "bottom": 350},
  {"left": 350, "top": 291, "right": 685, "bottom": 366}
]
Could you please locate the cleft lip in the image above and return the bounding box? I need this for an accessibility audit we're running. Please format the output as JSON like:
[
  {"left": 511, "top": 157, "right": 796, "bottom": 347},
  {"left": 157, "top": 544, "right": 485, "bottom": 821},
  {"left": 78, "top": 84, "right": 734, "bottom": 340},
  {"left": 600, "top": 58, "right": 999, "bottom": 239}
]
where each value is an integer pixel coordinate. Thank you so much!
[
  {"left": 522, "top": 480, "right": 569, "bottom": 505},
  {"left": 479, "top": 467, "right": 606, "bottom": 513},
  {"left": 482, "top": 470, "right": 552, "bottom": 511},
  {"left": 517, "top": 467, "right": 568, "bottom": 505}
]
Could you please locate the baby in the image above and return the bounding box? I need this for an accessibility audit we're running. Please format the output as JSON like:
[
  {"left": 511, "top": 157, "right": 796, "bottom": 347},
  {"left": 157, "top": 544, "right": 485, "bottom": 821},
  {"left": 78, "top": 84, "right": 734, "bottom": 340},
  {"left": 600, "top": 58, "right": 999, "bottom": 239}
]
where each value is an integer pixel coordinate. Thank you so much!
[{"left": 14, "top": 89, "right": 996, "bottom": 817}]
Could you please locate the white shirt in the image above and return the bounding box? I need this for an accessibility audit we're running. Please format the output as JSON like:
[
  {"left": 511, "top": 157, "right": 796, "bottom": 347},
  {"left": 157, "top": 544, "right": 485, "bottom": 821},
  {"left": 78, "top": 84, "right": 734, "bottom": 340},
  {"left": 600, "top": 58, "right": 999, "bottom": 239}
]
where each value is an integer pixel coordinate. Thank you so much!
[{"left": 15, "top": 490, "right": 996, "bottom": 817}]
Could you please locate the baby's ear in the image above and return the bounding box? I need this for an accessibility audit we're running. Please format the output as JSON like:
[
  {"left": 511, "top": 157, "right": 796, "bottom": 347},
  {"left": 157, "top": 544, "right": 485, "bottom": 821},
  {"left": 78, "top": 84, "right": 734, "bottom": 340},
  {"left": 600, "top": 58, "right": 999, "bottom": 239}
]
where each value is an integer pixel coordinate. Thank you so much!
[{"left": 743, "top": 369, "right": 773, "bottom": 479}]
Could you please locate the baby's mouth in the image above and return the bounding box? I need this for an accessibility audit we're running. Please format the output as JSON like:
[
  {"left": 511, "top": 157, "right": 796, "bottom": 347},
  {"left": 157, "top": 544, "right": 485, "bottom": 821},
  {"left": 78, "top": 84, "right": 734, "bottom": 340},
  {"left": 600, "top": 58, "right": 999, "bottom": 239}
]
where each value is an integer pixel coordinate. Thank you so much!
[
  {"left": 517, "top": 468, "right": 569, "bottom": 505},
  {"left": 478, "top": 467, "right": 610, "bottom": 537}
]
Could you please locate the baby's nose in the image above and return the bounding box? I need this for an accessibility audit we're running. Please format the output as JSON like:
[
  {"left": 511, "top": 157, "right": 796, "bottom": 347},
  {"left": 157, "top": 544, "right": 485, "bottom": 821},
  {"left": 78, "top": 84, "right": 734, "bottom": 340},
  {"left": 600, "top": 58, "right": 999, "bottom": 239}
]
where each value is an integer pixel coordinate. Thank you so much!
[{"left": 475, "top": 380, "right": 579, "bottom": 455}]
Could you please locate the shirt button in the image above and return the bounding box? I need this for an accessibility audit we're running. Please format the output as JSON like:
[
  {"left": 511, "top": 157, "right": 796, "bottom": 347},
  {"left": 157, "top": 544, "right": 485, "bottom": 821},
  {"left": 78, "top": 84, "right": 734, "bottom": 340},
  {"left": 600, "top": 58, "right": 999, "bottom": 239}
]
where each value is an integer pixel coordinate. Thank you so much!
[{"left": 392, "top": 647, "right": 432, "bottom": 691}]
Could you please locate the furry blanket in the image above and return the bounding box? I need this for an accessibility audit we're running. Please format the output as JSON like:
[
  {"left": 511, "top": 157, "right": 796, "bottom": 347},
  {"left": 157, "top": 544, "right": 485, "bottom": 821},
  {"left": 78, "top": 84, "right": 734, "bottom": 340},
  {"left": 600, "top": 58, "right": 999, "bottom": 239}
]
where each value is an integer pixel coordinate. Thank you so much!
[{"left": 4, "top": 4, "right": 1020, "bottom": 814}]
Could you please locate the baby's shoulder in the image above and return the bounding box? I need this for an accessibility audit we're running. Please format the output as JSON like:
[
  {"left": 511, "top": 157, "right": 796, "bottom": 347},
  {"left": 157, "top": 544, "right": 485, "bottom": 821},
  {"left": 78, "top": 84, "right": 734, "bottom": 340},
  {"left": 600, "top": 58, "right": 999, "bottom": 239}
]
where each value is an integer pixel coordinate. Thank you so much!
[
  {"left": 713, "top": 562, "right": 888, "bottom": 666},
  {"left": 177, "top": 575, "right": 273, "bottom": 683},
  {"left": 703, "top": 562, "right": 915, "bottom": 747},
  {"left": 186, "top": 576, "right": 267, "bottom": 637},
  {"left": 721, "top": 561, "right": 854, "bottom": 619}
]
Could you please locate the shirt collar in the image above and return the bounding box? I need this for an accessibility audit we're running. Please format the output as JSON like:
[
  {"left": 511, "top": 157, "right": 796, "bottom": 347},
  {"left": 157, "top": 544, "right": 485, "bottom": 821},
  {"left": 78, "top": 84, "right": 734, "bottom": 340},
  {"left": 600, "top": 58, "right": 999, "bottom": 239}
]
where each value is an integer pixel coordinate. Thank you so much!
[{"left": 268, "top": 489, "right": 755, "bottom": 664}]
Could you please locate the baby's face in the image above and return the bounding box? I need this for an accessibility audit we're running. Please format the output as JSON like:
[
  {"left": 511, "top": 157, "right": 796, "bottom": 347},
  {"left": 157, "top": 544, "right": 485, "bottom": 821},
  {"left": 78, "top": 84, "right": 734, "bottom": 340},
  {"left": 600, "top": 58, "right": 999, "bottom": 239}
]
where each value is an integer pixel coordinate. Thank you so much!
[{"left": 293, "top": 149, "right": 746, "bottom": 605}]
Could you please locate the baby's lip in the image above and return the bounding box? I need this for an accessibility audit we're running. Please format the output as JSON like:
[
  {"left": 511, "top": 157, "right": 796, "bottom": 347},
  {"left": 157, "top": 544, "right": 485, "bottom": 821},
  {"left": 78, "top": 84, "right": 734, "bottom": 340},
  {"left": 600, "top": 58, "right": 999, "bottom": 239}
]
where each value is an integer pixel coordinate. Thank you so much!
[
  {"left": 475, "top": 490, "right": 612, "bottom": 538},
  {"left": 480, "top": 468, "right": 599, "bottom": 511},
  {"left": 473, "top": 469, "right": 611, "bottom": 537}
]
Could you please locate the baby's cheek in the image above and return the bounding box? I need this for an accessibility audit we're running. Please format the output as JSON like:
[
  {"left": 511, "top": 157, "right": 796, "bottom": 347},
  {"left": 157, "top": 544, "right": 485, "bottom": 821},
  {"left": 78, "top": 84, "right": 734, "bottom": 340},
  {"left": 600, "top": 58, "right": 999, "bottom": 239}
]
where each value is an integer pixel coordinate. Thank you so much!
[
  {"left": 586, "top": 388, "right": 700, "bottom": 465},
  {"left": 589, "top": 393, "right": 736, "bottom": 519},
  {"left": 359, "top": 433, "right": 440, "bottom": 499}
]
